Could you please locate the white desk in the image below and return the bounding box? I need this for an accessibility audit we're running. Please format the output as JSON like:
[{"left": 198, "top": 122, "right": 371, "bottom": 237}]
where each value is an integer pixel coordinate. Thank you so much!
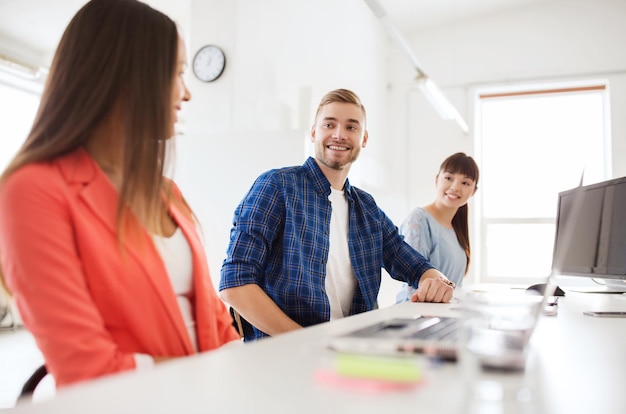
[{"left": 8, "top": 291, "right": 626, "bottom": 414}]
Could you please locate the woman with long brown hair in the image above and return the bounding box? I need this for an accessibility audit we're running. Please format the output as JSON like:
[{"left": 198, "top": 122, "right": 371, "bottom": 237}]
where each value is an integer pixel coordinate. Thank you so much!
[
  {"left": 0, "top": 0, "right": 239, "bottom": 387},
  {"left": 397, "top": 152, "right": 480, "bottom": 302}
]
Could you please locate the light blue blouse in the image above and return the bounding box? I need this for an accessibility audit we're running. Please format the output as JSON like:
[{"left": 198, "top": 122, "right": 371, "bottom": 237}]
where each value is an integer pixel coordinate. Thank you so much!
[{"left": 396, "top": 207, "right": 466, "bottom": 302}]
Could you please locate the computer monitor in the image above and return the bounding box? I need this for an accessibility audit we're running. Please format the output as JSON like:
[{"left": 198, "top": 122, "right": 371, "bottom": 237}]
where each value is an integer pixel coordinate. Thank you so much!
[{"left": 552, "top": 176, "right": 626, "bottom": 292}]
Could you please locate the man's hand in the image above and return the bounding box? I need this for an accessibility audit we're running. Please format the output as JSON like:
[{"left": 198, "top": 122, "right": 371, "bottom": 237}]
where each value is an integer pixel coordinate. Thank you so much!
[{"left": 410, "top": 269, "right": 454, "bottom": 303}]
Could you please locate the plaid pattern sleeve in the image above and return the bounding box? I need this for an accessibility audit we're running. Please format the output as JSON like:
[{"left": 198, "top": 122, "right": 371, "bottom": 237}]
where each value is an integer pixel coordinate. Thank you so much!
[{"left": 346, "top": 186, "right": 436, "bottom": 313}]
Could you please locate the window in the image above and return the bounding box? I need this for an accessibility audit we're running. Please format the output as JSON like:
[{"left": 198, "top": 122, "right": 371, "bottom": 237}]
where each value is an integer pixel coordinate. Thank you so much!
[
  {"left": 474, "top": 81, "right": 610, "bottom": 284},
  {"left": 0, "top": 82, "right": 40, "bottom": 171}
]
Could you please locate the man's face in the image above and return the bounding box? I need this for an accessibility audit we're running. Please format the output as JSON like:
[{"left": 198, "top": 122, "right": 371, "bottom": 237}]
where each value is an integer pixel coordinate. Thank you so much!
[{"left": 310, "top": 102, "right": 368, "bottom": 171}]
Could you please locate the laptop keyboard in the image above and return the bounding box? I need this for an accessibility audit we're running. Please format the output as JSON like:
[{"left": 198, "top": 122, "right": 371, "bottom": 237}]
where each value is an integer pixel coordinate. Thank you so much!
[
  {"left": 328, "top": 316, "right": 462, "bottom": 360},
  {"left": 406, "top": 317, "right": 460, "bottom": 342}
]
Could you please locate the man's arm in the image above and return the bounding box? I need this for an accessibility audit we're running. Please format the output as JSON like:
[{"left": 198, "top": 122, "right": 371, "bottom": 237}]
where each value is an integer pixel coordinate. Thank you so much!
[
  {"left": 220, "top": 284, "right": 302, "bottom": 337},
  {"left": 220, "top": 172, "right": 300, "bottom": 337}
]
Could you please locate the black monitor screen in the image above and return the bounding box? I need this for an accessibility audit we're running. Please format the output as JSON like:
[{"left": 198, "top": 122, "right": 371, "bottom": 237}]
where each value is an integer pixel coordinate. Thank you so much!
[{"left": 552, "top": 176, "right": 626, "bottom": 281}]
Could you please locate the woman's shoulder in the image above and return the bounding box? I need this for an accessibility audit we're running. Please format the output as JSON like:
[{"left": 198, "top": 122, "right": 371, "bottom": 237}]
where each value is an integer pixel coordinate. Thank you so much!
[
  {"left": 406, "top": 206, "right": 431, "bottom": 224},
  {"left": 1, "top": 159, "right": 57, "bottom": 191},
  {"left": 400, "top": 206, "right": 433, "bottom": 237},
  {"left": 0, "top": 159, "right": 69, "bottom": 216}
]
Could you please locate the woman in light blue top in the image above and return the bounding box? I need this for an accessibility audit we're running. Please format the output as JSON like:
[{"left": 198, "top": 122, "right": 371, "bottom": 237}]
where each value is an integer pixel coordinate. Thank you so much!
[{"left": 397, "top": 153, "right": 479, "bottom": 302}]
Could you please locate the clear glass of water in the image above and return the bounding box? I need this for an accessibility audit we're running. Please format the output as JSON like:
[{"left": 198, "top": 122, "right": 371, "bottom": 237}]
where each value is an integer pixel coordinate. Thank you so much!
[{"left": 458, "top": 291, "right": 543, "bottom": 414}]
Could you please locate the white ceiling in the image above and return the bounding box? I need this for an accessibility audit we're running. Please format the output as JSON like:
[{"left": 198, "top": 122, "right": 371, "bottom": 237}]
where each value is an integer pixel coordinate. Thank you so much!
[
  {"left": 377, "top": 0, "right": 545, "bottom": 31},
  {"left": 0, "top": 0, "right": 189, "bottom": 57},
  {"left": 0, "top": 0, "right": 543, "bottom": 61}
]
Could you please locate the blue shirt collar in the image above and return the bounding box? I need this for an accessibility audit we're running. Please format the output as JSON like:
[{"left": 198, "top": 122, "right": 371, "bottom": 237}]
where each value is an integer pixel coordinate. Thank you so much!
[{"left": 303, "top": 157, "right": 353, "bottom": 201}]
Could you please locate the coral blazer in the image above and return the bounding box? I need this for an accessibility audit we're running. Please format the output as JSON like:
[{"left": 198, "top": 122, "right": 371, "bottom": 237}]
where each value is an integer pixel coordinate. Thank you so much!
[{"left": 0, "top": 148, "right": 239, "bottom": 386}]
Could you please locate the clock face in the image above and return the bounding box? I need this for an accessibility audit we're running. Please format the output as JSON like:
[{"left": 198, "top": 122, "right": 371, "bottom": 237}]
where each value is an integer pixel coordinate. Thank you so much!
[{"left": 192, "top": 45, "right": 226, "bottom": 82}]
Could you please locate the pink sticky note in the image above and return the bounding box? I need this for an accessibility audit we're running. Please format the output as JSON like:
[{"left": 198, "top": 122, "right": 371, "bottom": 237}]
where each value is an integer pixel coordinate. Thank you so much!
[{"left": 314, "top": 369, "right": 421, "bottom": 393}]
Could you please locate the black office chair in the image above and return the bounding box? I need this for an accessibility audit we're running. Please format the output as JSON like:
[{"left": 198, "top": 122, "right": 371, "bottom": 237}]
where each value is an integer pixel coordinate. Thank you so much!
[
  {"left": 229, "top": 307, "right": 254, "bottom": 340},
  {"left": 16, "top": 364, "right": 48, "bottom": 404}
]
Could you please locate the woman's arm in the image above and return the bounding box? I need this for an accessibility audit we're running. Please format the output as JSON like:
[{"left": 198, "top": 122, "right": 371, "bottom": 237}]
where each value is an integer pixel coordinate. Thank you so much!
[{"left": 0, "top": 165, "right": 137, "bottom": 386}]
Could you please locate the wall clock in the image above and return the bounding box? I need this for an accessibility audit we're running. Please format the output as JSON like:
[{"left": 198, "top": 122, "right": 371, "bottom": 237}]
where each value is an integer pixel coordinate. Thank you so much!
[{"left": 192, "top": 45, "right": 226, "bottom": 82}]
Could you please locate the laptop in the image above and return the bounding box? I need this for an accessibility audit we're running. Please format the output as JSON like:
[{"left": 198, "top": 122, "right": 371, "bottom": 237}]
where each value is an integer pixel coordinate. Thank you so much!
[
  {"left": 326, "top": 313, "right": 462, "bottom": 360},
  {"left": 325, "top": 290, "right": 556, "bottom": 367}
]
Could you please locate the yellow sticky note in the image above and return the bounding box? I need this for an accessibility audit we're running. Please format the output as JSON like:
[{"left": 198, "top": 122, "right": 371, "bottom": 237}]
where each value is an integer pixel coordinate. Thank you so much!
[{"left": 335, "top": 353, "right": 421, "bottom": 383}]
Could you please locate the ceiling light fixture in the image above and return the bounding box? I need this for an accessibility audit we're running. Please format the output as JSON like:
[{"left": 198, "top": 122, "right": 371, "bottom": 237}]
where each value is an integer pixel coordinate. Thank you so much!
[
  {"left": 363, "top": 0, "right": 469, "bottom": 134},
  {"left": 416, "top": 75, "right": 469, "bottom": 133},
  {"left": 0, "top": 54, "right": 48, "bottom": 81}
]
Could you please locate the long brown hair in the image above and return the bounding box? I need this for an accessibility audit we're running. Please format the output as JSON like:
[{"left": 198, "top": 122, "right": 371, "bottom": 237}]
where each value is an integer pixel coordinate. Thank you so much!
[
  {"left": 440, "top": 152, "right": 480, "bottom": 273},
  {"left": 0, "top": 0, "right": 180, "bottom": 234}
]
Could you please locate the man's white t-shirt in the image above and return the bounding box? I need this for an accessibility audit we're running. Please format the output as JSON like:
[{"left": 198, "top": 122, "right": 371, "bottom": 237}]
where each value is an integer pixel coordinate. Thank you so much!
[{"left": 325, "top": 188, "right": 357, "bottom": 320}]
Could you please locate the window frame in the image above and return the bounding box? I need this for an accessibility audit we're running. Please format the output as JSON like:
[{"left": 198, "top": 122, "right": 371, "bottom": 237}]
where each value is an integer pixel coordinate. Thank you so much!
[{"left": 472, "top": 79, "right": 611, "bottom": 285}]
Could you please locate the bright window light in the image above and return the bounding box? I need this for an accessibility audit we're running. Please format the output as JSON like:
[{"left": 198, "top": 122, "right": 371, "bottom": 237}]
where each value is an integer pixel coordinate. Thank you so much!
[
  {"left": 475, "top": 82, "right": 610, "bottom": 283},
  {"left": 0, "top": 83, "right": 40, "bottom": 171}
]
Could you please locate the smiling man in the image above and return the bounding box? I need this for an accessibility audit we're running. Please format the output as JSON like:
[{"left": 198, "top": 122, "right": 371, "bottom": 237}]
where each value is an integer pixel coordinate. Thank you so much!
[{"left": 219, "top": 89, "right": 454, "bottom": 342}]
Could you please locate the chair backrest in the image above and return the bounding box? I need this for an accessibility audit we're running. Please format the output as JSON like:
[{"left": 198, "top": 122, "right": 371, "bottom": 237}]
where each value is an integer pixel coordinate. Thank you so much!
[
  {"left": 229, "top": 307, "right": 254, "bottom": 339},
  {"left": 17, "top": 364, "right": 48, "bottom": 403}
]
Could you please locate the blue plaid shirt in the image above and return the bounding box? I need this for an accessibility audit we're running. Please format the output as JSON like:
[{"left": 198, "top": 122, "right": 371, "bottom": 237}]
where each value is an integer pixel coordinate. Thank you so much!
[{"left": 219, "top": 157, "right": 436, "bottom": 341}]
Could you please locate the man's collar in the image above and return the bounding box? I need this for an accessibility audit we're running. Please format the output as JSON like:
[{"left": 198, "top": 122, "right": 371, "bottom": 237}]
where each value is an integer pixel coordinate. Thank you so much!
[{"left": 303, "top": 157, "right": 352, "bottom": 200}]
